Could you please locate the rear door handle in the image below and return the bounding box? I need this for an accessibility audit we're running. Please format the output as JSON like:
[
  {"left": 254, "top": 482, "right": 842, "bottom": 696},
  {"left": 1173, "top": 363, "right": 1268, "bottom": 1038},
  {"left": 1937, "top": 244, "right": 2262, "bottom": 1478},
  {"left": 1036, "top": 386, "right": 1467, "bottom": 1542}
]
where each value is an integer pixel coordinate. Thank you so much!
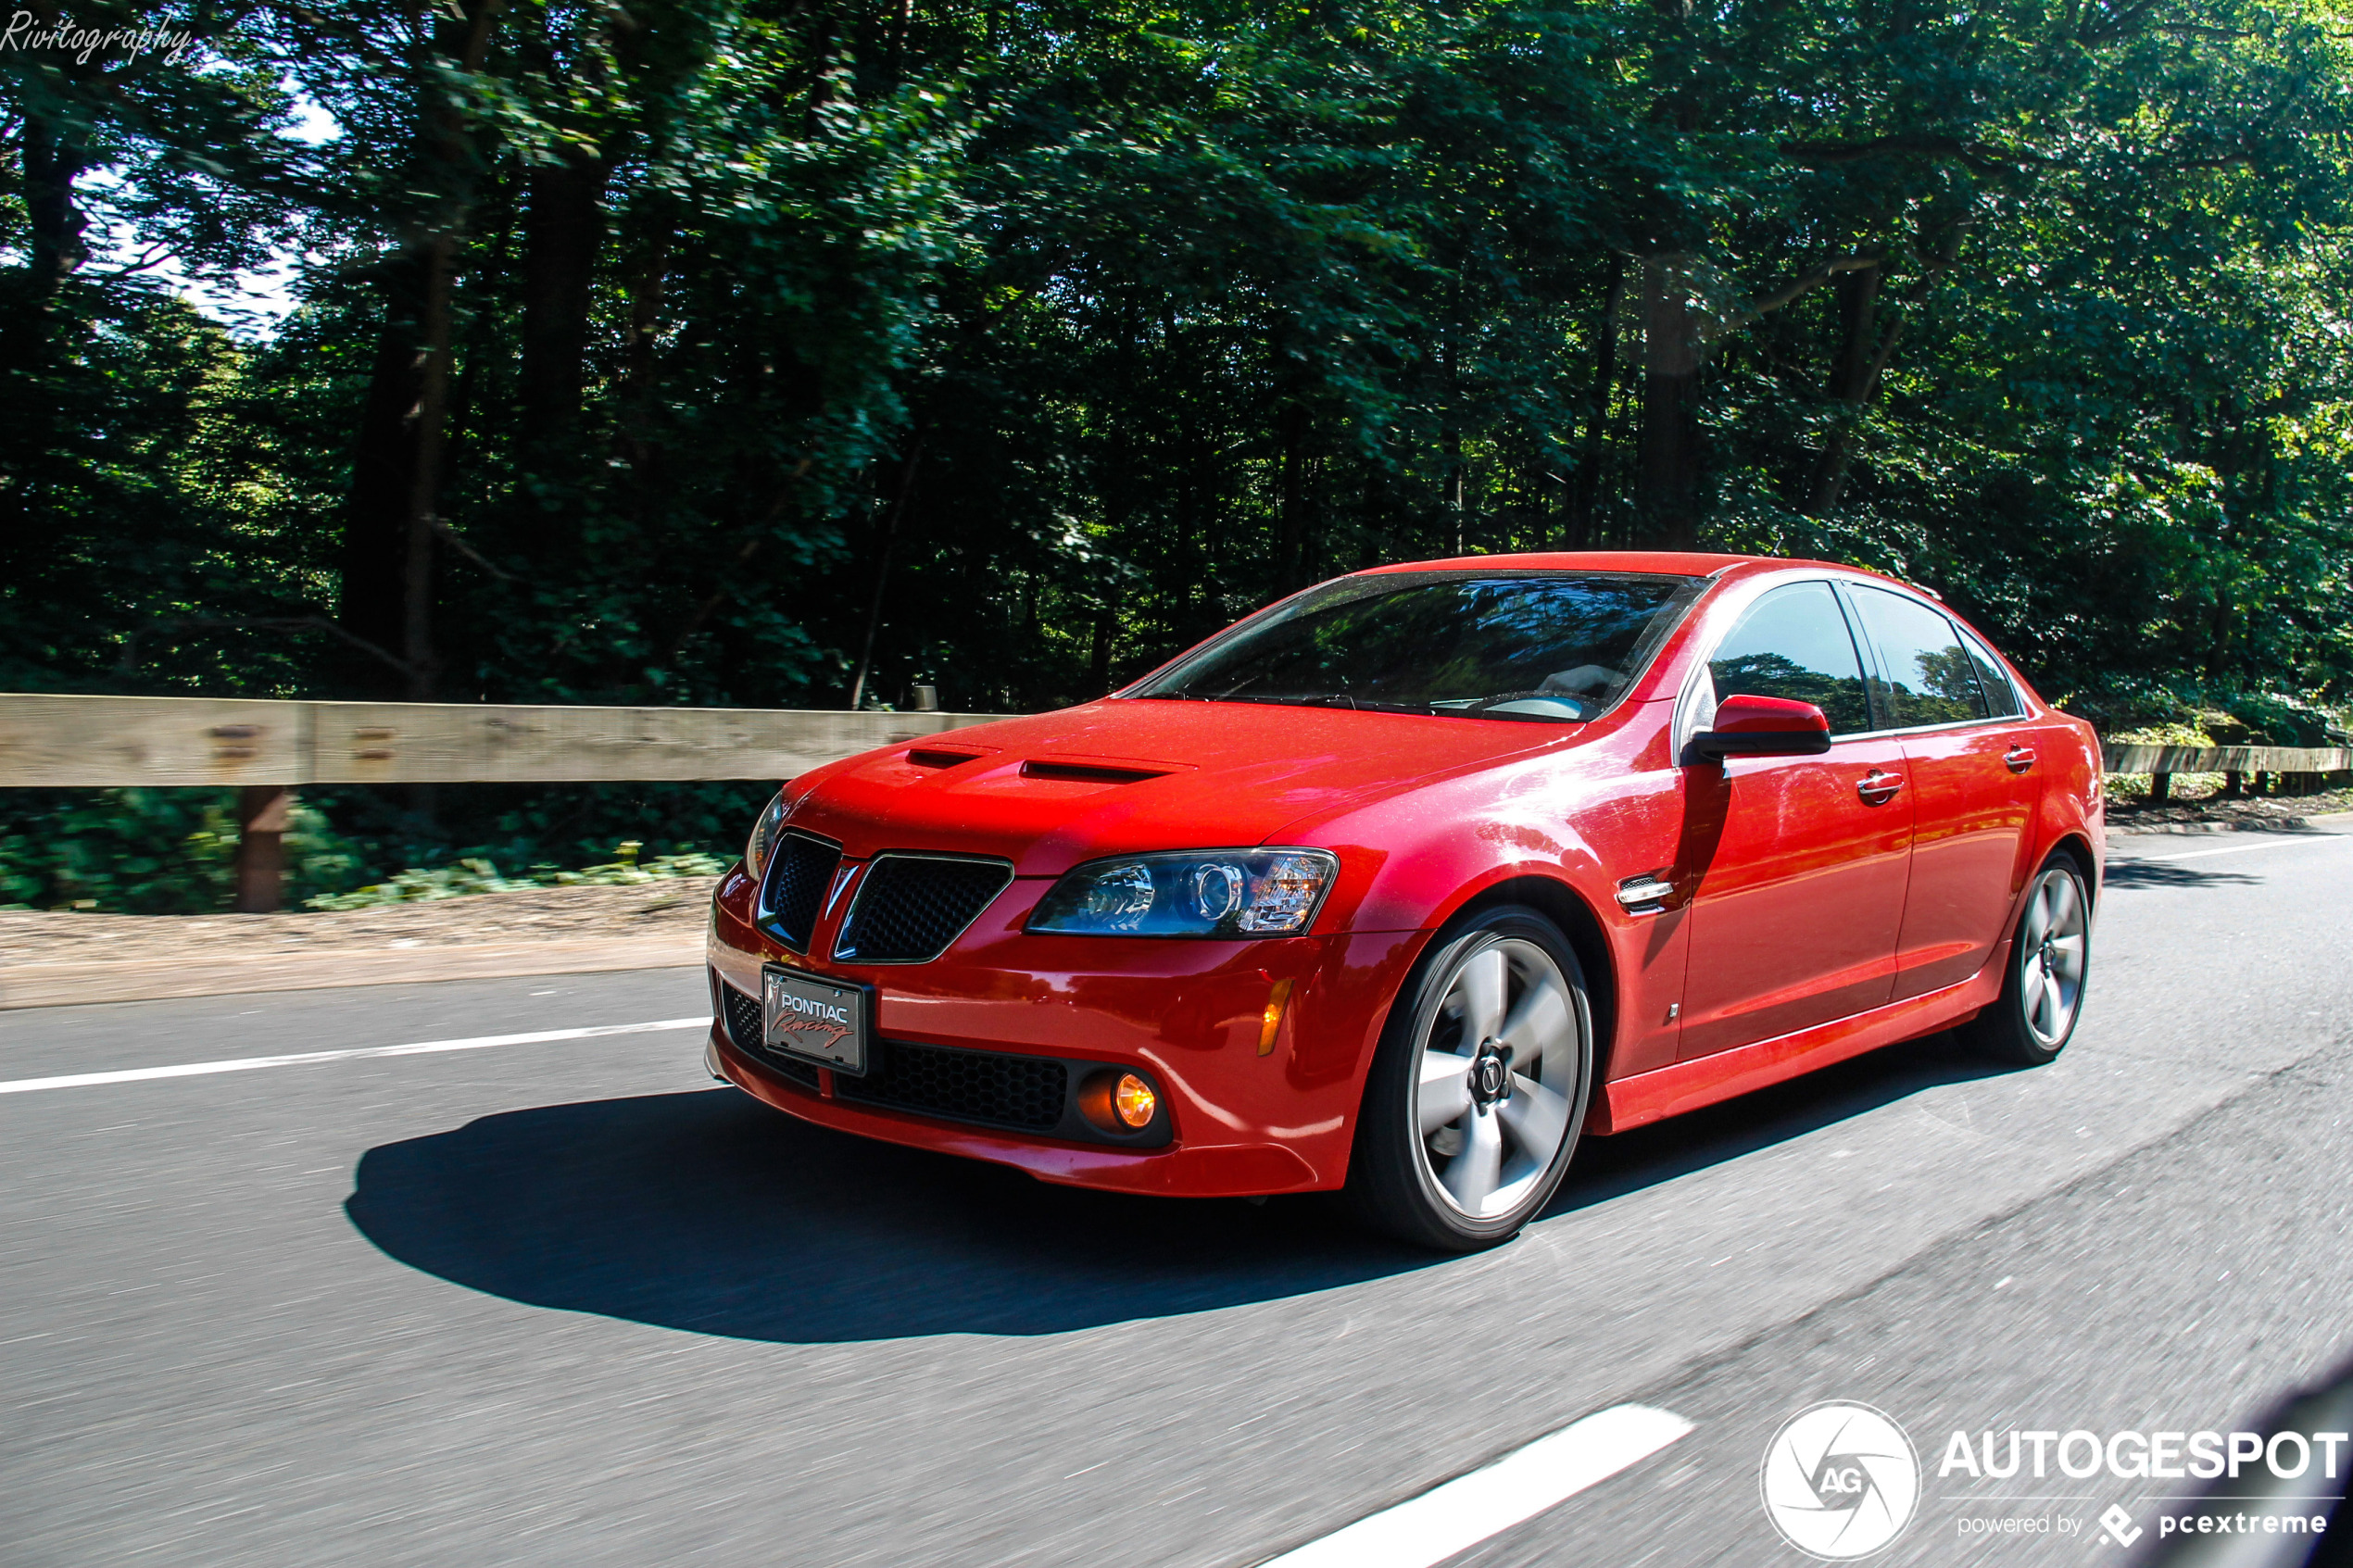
[
  {"left": 1857, "top": 769, "right": 1905, "bottom": 806},
  {"left": 2004, "top": 745, "right": 2037, "bottom": 773}
]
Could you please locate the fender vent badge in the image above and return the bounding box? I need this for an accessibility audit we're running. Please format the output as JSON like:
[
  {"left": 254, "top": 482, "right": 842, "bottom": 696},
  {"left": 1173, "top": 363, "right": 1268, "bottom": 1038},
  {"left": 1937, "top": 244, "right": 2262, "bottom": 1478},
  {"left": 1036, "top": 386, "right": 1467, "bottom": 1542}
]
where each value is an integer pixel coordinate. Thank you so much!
[{"left": 1615, "top": 872, "right": 1677, "bottom": 915}]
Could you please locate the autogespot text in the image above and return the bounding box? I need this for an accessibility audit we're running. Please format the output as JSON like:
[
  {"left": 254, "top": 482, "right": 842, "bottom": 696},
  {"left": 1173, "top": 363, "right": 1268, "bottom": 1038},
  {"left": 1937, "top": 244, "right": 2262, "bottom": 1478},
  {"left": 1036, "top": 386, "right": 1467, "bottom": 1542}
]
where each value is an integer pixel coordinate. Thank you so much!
[{"left": 1939, "top": 1427, "right": 2348, "bottom": 1482}]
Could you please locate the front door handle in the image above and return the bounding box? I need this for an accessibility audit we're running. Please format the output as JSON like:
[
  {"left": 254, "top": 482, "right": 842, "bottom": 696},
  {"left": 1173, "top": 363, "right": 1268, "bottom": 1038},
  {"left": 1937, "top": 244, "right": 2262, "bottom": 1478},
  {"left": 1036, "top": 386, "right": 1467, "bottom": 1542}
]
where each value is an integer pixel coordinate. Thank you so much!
[
  {"left": 1857, "top": 768, "right": 1905, "bottom": 806},
  {"left": 2004, "top": 744, "right": 2037, "bottom": 774}
]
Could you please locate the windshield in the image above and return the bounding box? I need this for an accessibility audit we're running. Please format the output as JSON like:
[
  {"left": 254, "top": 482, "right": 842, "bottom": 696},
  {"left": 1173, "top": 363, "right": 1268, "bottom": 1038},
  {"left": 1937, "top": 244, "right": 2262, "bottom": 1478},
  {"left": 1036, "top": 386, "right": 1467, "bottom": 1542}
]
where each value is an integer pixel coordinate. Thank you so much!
[{"left": 1131, "top": 571, "right": 1702, "bottom": 721}]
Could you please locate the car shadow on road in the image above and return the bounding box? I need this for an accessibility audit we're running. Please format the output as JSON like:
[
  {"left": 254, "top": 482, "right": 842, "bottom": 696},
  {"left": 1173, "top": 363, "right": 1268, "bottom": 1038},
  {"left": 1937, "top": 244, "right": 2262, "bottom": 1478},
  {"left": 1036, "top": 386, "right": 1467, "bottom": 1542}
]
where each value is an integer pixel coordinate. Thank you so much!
[
  {"left": 1542, "top": 1029, "right": 2022, "bottom": 1218},
  {"left": 346, "top": 1086, "right": 1435, "bottom": 1342},
  {"left": 347, "top": 1031, "right": 2020, "bottom": 1344}
]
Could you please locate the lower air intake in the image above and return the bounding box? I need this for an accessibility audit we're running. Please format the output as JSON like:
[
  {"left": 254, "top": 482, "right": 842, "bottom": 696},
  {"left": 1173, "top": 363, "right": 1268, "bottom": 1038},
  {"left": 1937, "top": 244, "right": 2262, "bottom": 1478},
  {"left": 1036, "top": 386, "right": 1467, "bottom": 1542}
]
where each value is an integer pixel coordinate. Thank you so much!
[
  {"left": 837, "top": 1040, "right": 1067, "bottom": 1132},
  {"left": 719, "top": 978, "right": 819, "bottom": 1090}
]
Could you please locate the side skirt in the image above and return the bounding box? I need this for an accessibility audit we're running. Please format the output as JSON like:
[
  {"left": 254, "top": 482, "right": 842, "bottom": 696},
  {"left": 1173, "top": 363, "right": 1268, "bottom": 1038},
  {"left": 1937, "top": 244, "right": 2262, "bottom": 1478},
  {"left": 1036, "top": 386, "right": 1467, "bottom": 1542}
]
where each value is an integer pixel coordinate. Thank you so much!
[{"left": 1592, "top": 940, "right": 2009, "bottom": 1135}]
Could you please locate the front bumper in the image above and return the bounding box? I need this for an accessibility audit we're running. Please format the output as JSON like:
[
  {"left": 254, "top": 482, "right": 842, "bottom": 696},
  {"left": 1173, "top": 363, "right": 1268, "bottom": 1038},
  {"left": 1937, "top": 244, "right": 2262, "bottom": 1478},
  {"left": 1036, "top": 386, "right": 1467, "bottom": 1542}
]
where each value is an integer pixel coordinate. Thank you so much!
[{"left": 703, "top": 864, "right": 1423, "bottom": 1197}]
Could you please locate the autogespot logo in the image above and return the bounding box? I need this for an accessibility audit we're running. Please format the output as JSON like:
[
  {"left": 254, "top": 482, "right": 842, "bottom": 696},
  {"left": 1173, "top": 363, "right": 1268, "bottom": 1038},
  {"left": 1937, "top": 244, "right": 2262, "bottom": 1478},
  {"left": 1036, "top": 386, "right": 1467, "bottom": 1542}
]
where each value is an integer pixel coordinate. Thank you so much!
[{"left": 1762, "top": 1402, "right": 1922, "bottom": 1559}]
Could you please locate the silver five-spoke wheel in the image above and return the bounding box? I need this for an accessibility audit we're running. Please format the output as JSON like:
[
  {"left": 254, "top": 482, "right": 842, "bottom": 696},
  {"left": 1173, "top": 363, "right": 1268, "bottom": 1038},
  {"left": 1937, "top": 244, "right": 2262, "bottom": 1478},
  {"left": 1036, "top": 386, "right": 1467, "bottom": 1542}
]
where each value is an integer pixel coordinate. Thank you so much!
[
  {"left": 1414, "top": 936, "right": 1579, "bottom": 1219},
  {"left": 2018, "top": 865, "right": 2087, "bottom": 1048},
  {"left": 1349, "top": 906, "right": 1592, "bottom": 1250},
  {"left": 1967, "top": 853, "right": 2093, "bottom": 1067}
]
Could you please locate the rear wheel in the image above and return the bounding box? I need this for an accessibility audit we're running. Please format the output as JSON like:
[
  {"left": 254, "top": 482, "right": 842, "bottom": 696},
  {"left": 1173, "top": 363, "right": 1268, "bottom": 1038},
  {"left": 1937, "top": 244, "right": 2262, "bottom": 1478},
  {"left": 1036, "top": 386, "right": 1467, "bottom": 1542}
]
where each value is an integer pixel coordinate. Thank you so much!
[
  {"left": 1965, "top": 856, "right": 2092, "bottom": 1067},
  {"left": 1345, "top": 905, "right": 1592, "bottom": 1251}
]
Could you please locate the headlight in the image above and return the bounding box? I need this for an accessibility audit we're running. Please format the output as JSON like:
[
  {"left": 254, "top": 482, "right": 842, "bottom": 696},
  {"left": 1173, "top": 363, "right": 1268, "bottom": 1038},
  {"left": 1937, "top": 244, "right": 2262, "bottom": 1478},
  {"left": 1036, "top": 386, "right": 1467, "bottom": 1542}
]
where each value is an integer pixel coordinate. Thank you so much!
[
  {"left": 1027, "top": 848, "right": 1338, "bottom": 938},
  {"left": 744, "top": 791, "right": 789, "bottom": 878}
]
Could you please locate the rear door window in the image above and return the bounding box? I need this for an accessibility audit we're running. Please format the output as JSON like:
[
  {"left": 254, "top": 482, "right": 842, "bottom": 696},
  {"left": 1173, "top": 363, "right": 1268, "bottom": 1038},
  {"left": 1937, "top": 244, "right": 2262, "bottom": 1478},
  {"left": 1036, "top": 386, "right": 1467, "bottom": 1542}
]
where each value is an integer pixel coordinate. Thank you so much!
[
  {"left": 1848, "top": 585, "right": 1991, "bottom": 729},
  {"left": 1705, "top": 581, "right": 1874, "bottom": 735}
]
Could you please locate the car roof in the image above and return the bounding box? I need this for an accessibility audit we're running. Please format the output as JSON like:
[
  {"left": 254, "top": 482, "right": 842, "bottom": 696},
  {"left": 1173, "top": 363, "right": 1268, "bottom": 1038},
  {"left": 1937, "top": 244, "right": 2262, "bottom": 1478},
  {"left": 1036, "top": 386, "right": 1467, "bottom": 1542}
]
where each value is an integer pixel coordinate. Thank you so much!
[{"left": 1354, "top": 549, "right": 1892, "bottom": 583}]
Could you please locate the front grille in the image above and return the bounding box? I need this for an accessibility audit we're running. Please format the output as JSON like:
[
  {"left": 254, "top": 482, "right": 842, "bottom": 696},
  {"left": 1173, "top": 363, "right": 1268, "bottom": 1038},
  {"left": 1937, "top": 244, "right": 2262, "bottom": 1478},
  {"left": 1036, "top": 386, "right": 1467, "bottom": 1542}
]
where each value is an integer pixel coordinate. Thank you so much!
[
  {"left": 834, "top": 854, "right": 1013, "bottom": 963},
  {"left": 837, "top": 1040, "right": 1068, "bottom": 1131},
  {"left": 759, "top": 831, "right": 841, "bottom": 952},
  {"left": 718, "top": 978, "right": 820, "bottom": 1090}
]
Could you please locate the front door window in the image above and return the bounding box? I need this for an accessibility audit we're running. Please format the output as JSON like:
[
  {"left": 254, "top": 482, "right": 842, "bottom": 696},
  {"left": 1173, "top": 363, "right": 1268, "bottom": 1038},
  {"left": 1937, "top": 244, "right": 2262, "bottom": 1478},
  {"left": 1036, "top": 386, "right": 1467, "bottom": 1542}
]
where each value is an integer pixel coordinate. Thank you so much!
[{"left": 1679, "top": 582, "right": 1913, "bottom": 1059}]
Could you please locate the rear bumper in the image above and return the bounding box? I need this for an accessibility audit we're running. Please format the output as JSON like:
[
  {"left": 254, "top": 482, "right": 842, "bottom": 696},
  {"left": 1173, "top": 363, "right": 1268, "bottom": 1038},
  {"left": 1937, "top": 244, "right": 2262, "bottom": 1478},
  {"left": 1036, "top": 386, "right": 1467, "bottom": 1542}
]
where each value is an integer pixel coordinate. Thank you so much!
[{"left": 703, "top": 865, "right": 1424, "bottom": 1197}]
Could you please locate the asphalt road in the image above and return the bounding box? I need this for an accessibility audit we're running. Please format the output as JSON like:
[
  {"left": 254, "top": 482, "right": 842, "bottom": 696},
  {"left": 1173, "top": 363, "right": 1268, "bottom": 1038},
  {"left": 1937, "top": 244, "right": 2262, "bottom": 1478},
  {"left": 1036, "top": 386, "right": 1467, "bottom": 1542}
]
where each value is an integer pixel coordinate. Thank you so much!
[{"left": 4, "top": 822, "right": 2350, "bottom": 1567}]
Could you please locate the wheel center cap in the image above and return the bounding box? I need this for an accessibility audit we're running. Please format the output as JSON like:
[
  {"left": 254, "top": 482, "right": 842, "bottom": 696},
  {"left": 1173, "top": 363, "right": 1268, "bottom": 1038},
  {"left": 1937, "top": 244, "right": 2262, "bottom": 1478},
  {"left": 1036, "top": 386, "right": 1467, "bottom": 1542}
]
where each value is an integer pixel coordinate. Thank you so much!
[{"left": 1469, "top": 1041, "right": 1515, "bottom": 1109}]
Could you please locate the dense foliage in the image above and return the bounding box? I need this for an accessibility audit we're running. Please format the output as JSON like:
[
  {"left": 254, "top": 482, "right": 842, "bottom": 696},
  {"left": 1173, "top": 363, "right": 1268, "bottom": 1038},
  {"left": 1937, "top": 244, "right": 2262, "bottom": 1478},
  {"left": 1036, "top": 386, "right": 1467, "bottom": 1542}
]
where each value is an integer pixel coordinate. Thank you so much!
[{"left": 2, "top": 0, "right": 2350, "bottom": 905}]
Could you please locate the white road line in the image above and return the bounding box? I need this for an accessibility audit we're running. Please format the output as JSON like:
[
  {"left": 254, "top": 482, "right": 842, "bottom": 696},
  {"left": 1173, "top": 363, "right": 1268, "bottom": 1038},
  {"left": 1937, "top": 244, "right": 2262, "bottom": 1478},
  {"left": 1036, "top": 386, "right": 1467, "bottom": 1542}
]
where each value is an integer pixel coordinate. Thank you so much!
[
  {"left": 1255, "top": 1403, "right": 1693, "bottom": 1568},
  {"left": 2125, "top": 833, "right": 2353, "bottom": 865},
  {"left": 0, "top": 1017, "right": 711, "bottom": 1097}
]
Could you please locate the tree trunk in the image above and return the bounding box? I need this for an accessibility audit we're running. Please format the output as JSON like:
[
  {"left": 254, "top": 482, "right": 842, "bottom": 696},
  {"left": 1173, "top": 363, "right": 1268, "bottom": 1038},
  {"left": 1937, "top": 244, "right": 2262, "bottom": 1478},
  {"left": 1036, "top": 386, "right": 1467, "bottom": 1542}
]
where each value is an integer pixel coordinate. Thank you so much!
[
  {"left": 617, "top": 211, "right": 673, "bottom": 522},
  {"left": 339, "top": 258, "right": 427, "bottom": 672},
  {"left": 1640, "top": 255, "right": 1701, "bottom": 549},
  {"left": 846, "top": 427, "right": 928, "bottom": 709},
  {"left": 1566, "top": 255, "right": 1625, "bottom": 548},
  {"left": 1806, "top": 221, "right": 1961, "bottom": 513},
  {"left": 1088, "top": 588, "right": 1120, "bottom": 696},
  {"left": 1276, "top": 399, "right": 1315, "bottom": 589},
  {"left": 1806, "top": 265, "right": 1885, "bottom": 513},
  {"left": 400, "top": 231, "right": 461, "bottom": 698},
  {"left": 336, "top": 0, "right": 505, "bottom": 697},
  {"left": 20, "top": 116, "right": 90, "bottom": 295},
  {"left": 520, "top": 145, "right": 609, "bottom": 461}
]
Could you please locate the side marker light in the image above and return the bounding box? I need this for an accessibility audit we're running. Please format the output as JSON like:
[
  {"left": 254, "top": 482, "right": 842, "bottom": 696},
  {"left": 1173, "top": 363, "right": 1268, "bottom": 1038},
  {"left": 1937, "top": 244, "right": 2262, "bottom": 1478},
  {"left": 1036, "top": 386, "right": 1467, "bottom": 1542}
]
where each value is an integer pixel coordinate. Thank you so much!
[{"left": 1258, "top": 977, "right": 1295, "bottom": 1056}]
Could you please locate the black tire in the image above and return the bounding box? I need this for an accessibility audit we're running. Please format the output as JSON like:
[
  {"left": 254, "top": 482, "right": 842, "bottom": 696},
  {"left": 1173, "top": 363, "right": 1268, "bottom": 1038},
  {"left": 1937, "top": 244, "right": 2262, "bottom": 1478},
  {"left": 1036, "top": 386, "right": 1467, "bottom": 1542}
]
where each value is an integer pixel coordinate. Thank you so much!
[
  {"left": 1964, "top": 853, "right": 2093, "bottom": 1067},
  {"left": 1344, "top": 904, "right": 1593, "bottom": 1252}
]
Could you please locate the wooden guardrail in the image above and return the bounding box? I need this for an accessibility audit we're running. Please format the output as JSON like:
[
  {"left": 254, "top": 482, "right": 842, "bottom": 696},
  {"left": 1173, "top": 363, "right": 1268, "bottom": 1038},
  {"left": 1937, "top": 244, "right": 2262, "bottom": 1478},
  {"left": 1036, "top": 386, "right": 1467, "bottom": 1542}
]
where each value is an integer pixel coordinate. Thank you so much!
[
  {"left": 1, "top": 696, "right": 2344, "bottom": 910},
  {"left": 2099, "top": 740, "right": 2351, "bottom": 806},
  {"left": 7, "top": 695, "right": 2337, "bottom": 790},
  {"left": 0, "top": 694, "right": 1017, "bottom": 910},
  {"left": 0, "top": 694, "right": 1012, "bottom": 788},
  {"left": 2099, "top": 742, "right": 2351, "bottom": 776}
]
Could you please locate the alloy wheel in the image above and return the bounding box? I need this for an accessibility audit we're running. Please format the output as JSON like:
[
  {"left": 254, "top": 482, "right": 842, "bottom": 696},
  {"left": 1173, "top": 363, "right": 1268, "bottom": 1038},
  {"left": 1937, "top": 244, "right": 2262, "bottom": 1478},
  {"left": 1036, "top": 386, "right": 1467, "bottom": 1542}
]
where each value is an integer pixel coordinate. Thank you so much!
[
  {"left": 2019, "top": 866, "right": 2088, "bottom": 1048},
  {"left": 1411, "top": 935, "right": 1583, "bottom": 1219}
]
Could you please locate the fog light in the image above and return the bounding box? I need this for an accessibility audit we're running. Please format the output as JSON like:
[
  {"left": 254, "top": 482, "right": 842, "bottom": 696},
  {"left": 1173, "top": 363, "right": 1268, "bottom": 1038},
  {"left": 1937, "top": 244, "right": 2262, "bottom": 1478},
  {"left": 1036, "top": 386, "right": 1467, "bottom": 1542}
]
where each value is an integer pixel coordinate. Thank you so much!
[{"left": 1113, "top": 1073, "right": 1157, "bottom": 1129}]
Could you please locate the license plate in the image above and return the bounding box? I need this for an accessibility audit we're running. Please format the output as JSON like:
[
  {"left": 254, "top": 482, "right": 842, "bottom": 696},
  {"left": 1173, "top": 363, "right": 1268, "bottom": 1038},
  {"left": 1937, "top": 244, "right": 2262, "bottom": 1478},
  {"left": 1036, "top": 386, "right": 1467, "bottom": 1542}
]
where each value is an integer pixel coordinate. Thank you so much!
[{"left": 762, "top": 966, "right": 870, "bottom": 1075}]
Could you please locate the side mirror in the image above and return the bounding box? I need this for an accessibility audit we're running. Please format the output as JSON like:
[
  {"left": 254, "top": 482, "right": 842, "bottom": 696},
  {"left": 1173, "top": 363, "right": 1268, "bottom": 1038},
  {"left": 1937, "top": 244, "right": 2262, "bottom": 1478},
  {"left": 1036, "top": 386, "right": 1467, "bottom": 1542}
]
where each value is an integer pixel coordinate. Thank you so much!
[{"left": 1685, "top": 694, "right": 1833, "bottom": 763}]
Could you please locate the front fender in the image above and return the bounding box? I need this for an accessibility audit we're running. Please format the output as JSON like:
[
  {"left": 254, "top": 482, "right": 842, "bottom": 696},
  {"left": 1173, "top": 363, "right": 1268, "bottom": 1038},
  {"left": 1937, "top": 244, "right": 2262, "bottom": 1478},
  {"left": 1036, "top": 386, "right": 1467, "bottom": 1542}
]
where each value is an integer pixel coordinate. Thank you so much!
[{"left": 1287, "top": 699, "right": 1697, "bottom": 1084}]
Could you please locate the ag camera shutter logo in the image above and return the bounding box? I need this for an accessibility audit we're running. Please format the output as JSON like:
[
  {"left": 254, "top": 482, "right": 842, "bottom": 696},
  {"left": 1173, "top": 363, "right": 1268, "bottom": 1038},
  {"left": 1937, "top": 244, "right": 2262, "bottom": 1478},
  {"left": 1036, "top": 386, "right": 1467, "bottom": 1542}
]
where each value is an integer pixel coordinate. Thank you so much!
[{"left": 1760, "top": 1402, "right": 1921, "bottom": 1559}]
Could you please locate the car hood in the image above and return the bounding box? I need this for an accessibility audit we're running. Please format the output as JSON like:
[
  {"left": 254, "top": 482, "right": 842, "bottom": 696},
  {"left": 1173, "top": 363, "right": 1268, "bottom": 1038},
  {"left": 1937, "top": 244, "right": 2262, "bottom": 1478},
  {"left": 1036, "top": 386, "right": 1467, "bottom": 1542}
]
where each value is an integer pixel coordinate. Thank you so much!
[{"left": 781, "top": 698, "right": 1576, "bottom": 875}]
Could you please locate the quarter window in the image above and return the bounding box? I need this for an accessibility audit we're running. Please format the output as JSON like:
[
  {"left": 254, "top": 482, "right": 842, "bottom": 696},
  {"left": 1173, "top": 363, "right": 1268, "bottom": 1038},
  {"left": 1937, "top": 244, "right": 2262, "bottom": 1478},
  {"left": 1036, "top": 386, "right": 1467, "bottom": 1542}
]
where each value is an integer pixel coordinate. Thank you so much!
[
  {"left": 1959, "top": 630, "right": 2022, "bottom": 718},
  {"left": 1848, "top": 585, "right": 1989, "bottom": 729},
  {"left": 1705, "top": 581, "right": 1873, "bottom": 736}
]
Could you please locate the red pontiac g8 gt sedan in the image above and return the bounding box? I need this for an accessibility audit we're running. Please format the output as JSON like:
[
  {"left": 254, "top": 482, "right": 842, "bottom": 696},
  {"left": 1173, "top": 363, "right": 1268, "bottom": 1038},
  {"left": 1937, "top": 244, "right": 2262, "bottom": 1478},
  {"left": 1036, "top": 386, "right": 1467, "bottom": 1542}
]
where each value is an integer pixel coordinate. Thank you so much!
[{"left": 703, "top": 552, "right": 2103, "bottom": 1250}]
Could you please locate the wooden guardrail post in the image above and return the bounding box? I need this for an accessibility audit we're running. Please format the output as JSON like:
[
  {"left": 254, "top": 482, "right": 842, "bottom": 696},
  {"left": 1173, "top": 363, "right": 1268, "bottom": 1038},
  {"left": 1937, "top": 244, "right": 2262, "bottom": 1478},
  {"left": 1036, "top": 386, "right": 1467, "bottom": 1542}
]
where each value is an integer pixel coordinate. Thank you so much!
[{"left": 233, "top": 785, "right": 294, "bottom": 912}]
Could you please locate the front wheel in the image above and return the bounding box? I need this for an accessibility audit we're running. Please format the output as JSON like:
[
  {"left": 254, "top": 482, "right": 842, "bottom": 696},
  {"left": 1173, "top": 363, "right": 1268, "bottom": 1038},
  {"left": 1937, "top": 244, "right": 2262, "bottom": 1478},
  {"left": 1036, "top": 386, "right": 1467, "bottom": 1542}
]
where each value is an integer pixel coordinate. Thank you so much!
[
  {"left": 1965, "top": 856, "right": 2092, "bottom": 1067},
  {"left": 1345, "top": 906, "right": 1593, "bottom": 1251}
]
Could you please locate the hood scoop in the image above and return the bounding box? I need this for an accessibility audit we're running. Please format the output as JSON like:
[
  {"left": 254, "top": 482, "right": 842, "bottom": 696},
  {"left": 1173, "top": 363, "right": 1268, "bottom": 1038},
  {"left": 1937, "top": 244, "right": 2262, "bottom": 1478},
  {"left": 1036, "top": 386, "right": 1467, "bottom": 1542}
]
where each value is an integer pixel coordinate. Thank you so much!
[
  {"left": 1019, "top": 759, "right": 1173, "bottom": 785},
  {"left": 906, "top": 746, "right": 987, "bottom": 770}
]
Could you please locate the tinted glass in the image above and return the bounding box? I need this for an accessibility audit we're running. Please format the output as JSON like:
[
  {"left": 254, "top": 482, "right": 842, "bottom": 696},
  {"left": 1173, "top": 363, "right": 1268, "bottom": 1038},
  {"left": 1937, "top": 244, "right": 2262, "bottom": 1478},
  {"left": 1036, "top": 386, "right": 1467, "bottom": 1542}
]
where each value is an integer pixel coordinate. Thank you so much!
[
  {"left": 1850, "top": 585, "right": 1990, "bottom": 728},
  {"left": 1959, "top": 631, "right": 2021, "bottom": 718},
  {"left": 1705, "top": 581, "right": 1873, "bottom": 735},
  {"left": 1133, "top": 572, "right": 1695, "bottom": 722}
]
